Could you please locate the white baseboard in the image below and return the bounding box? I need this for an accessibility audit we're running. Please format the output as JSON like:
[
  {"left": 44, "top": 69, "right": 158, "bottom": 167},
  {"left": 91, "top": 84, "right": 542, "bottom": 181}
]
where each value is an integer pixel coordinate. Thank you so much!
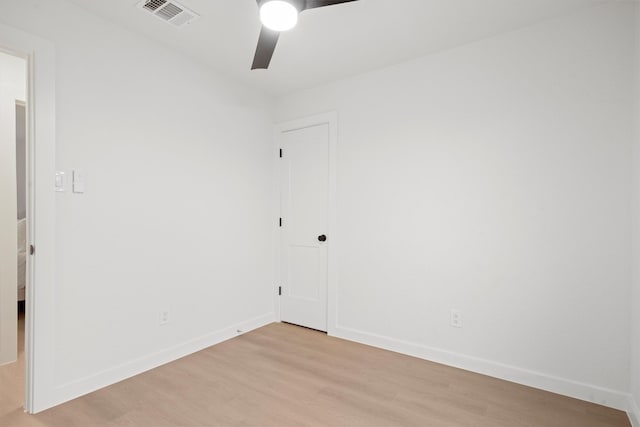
[
  {"left": 331, "top": 324, "right": 631, "bottom": 412},
  {"left": 629, "top": 396, "right": 640, "bottom": 427},
  {"left": 48, "top": 312, "right": 276, "bottom": 411},
  {"left": 40, "top": 315, "right": 637, "bottom": 425}
]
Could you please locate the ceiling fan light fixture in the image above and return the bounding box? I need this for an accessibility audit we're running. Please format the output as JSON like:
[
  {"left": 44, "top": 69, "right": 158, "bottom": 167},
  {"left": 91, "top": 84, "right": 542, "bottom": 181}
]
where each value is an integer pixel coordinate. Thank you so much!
[{"left": 260, "top": 0, "right": 299, "bottom": 32}]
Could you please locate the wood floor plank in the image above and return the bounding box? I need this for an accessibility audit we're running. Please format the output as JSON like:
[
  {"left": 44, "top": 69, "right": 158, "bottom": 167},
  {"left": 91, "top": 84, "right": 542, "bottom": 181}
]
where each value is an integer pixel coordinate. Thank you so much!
[{"left": 0, "top": 321, "right": 631, "bottom": 426}]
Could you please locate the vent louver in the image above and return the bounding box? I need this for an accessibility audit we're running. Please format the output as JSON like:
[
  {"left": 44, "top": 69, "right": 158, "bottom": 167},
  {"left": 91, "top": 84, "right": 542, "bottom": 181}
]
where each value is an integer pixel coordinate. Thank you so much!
[
  {"left": 143, "top": 0, "right": 166, "bottom": 12},
  {"left": 138, "top": 0, "right": 199, "bottom": 28}
]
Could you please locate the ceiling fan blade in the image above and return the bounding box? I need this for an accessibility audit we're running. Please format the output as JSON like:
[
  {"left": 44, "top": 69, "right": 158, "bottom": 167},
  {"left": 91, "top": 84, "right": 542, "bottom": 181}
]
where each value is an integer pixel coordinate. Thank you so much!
[
  {"left": 251, "top": 26, "right": 280, "bottom": 70},
  {"left": 303, "top": 0, "right": 358, "bottom": 11}
]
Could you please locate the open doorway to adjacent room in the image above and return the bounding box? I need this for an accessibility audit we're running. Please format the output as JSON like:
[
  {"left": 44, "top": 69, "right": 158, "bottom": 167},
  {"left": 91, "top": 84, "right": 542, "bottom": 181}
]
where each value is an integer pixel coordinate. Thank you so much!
[{"left": 0, "top": 48, "right": 28, "bottom": 412}]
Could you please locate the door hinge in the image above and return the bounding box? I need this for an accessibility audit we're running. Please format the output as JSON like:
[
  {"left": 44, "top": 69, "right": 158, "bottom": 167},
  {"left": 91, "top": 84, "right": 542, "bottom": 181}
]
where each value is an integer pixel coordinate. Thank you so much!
[
  {"left": 278, "top": 286, "right": 282, "bottom": 296},
  {"left": 279, "top": 148, "right": 283, "bottom": 158},
  {"left": 29, "top": 244, "right": 35, "bottom": 255},
  {"left": 279, "top": 217, "right": 282, "bottom": 227}
]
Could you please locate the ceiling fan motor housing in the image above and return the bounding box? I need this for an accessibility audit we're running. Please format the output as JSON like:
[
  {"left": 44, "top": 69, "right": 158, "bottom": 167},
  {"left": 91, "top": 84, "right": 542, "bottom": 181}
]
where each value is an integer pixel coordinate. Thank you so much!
[
  {"left": 252, "top": 0, "right": 359, "bottom": 69},
  {"left": 258, "top": 0, "right": 306, "bottom": 12}
]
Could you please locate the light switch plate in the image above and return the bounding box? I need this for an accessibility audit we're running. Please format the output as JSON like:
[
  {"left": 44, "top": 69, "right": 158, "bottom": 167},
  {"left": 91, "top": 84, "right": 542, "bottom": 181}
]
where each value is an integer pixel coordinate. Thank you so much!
[
  {"left": 55, "top": 171, "right": 65, "bottom": 192},
  {"left": 72, "top": 170, "right": 85, "bottom": 194}
]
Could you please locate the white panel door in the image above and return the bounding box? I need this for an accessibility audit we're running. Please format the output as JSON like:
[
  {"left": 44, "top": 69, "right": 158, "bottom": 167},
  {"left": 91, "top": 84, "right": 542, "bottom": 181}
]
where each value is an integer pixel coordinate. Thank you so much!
[{"left": 280, "top": 123, "right": 329, "bottom": 332}]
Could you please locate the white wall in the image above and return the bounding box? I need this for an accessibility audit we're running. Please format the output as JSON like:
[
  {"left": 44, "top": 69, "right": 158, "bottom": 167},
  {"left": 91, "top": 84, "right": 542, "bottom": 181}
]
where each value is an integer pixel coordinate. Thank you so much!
[
  {"left": 0, "top": 51, "right": 26, "bottom": 365},
  {"left": 277, "top": 1, "right": 635, "bottom": 409},
  {"left": 0, "top": 0, "right": 275, "bottom": 409},
  {"left": 15, "top": 103, "right": 26, "bottom": 220},
  {"left": 631, "top": 2, "right": 640, "bottom": 424},
  {"left": 16, "top": 103, "right": 27, "bottom": 219}
]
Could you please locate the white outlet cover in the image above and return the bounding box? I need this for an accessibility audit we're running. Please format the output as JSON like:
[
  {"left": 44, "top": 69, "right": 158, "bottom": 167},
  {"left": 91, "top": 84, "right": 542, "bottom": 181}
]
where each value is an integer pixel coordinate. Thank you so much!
[
  {"left": 160, "top": 310, "right": 169, "bottom": 325},
  {"left": 450, "top": 309, "right": 462, "bottom": 328}
]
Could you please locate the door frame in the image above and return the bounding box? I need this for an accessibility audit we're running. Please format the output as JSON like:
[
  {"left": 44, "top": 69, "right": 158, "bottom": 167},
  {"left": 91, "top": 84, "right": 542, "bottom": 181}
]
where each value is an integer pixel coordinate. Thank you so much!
[
  {"left": 273, "top": 112, "right": 338, "bottom": 335},
  {"left": 0, "top": 23, "right": 56, "bottom": 414}
]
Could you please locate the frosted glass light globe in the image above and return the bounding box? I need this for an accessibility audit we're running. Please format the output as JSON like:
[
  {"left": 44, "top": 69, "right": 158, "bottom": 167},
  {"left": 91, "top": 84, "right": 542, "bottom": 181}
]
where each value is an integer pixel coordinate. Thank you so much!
[{"left": 260, "top": 1, "right": 299, "bottom": 32}]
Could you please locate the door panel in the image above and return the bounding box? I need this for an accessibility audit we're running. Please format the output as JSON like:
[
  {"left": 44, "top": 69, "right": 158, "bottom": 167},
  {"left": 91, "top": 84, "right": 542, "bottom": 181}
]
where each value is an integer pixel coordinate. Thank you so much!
[
  {"left": 289, "top": 246, "right": 320, "bottom": 300},
  {"left": 280, "top": 123, "right": 329, "bottom": 331}
]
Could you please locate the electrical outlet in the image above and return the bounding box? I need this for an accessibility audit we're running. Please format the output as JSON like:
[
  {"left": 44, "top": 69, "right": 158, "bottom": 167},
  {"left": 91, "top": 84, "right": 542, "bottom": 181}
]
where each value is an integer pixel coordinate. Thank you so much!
[
  {"left": 450, "top": 309, "right": 462, "bottom": 328},
  {"left": 160, "top": 310, "right": 169, "bottom": 325}
]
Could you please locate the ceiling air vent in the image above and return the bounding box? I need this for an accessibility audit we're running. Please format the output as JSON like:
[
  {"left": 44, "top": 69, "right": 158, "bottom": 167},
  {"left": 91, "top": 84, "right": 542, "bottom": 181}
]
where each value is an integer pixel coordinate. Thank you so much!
[{"left": 138, "top": 0, "right": 200, "bottom": 28}]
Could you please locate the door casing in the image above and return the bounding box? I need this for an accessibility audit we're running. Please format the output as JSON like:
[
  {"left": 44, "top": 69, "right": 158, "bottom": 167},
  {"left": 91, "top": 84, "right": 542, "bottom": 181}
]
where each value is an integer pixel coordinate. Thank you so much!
[{"left": 274, "top": 112, "right": 337, "bottom": 335}]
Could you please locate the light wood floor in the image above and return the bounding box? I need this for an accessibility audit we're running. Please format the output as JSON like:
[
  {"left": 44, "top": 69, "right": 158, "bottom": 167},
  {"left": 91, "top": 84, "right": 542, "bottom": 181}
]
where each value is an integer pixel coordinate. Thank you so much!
[
  {"left": 0, "top": 320, "right": 631, "bottom": 426},
  {"left": 0, "top": 305, "right": 26, "bottom": 423}
]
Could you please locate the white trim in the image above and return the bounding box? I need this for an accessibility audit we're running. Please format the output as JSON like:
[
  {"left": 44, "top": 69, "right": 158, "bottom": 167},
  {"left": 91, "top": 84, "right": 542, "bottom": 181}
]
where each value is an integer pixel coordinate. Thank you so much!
[
  {"left": 50, "top": 313, "right": 276, "bottom": 408},
  {"left": 629, "top": 396, "right": 640, "bottom": 427},
  {"left": 274, "top": 112, "right": 338, "bottom": 332},
  {"left": 332, "top": 324, "right": 632, "bottom": 412},
  {"left": 326, "top": 114, "right": 338, "bottom": 336},
  {"left": 0, "top": 23, "right": 56, "bottom": 414},
  {"left": 272, "top": 134, "right": 282, "bottom": 321}
]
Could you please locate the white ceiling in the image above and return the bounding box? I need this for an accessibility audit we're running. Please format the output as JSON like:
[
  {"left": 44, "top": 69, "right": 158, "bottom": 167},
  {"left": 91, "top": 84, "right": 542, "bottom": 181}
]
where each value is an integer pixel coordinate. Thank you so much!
[{"left": 69, "top": 0, "right": 605, "bottom": 96}]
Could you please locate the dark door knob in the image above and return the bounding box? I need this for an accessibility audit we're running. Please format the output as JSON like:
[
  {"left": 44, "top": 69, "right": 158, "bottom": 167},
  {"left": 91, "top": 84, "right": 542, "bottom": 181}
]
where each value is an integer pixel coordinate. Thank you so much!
[{"left": 318, "top": 234, "right": 327, "bottom": 242}]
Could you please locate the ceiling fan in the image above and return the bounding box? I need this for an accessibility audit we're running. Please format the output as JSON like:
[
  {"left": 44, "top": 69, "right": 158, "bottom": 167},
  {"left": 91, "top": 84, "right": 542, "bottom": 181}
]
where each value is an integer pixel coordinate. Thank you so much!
[{"left": 251, "top": 0, "right": 359, "bottom": 70}]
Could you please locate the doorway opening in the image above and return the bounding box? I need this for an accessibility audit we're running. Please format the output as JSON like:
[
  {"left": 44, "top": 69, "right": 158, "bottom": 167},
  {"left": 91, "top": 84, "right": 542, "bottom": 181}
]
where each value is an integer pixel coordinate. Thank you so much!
[{"left": 0, "top": 48, "right": 28, "bottom": 414}]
